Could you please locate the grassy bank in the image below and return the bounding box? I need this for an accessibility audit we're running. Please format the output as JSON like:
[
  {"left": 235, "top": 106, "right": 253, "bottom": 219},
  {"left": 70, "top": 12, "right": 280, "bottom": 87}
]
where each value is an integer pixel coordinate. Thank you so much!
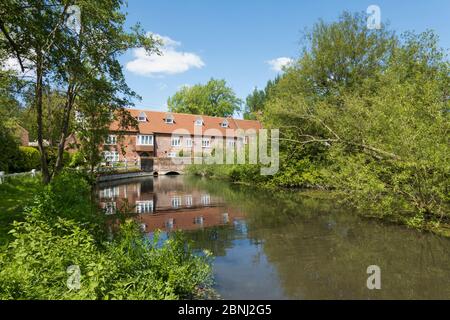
[
  {"left": 0, "top": 176, "right": 42, "bottom": 246},
  {"left": 0, "top": 172, "right": 212, "bottom": 300}
]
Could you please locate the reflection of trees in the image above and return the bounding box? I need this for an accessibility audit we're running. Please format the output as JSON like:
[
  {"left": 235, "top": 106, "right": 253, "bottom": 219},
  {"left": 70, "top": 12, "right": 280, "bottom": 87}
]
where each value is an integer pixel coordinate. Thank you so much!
[
  {"left": 99, "top": 176, "right": 450, "bottom": 299},
  {"left": 183, "top": 177, "right": 450, "bottom": 299}
]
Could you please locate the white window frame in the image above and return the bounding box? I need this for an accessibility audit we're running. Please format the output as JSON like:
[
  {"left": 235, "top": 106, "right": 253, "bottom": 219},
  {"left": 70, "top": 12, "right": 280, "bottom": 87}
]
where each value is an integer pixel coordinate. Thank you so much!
[
  {"left": 103, "top": 202, "right": 116, "bottom": 215},
  {"left": 221, "top": 120, "right": 229, "bottom": 128},
  {"left": 171, "top": 196, "right": 182, "bottom": 208},
  {"left": 227, "top": 139, "right": 236, "bottom": 147},
  {"left": 138, "top": 112, "right": 147, "bottom": 122},
  {"left": 186, "top": 138, "right": 193, "bottom": 147},
  {"left": 165, "top": 114, "right": 174, "bottom": 124},
  {"left": 136, "top": 201, "right": 154, "bottom": 214},
  {"left": 137, "top": 135, "right": 154, "bottom": 146},
  {"left": 168, "top": 152, "right": 177, "bottom": 158},
  {"left": 194, "top": 216, "right": 204, "bottom": 225},
  {"left": 105, "top": 135, "right": 117, "bottom": 145},
  {"left": 185, "top": 195, "right": 193, "bottom": 207},
  {"left": 171, "top": 136, "right": 181, "bottom": 147},
  {"left": 202, "top": 138, "right": 210, "bottom": 148},
  {"left": 99, "top": 187, "right": 119, "bottom": 199},
  {"left": 103, "top": 151, "right": 119, "bottom": 162},
  {"left": 201, "top": 194, "right": 210, "bottom": 205},
  {"left": 195, "top": 119, "right": 203, "bottom": 126}
]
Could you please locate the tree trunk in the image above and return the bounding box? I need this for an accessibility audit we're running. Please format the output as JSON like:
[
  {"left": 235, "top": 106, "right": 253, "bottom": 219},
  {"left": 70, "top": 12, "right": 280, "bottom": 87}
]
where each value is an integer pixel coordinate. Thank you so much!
[
  {"left": 36, "top": 52, "right": 50, "bottom": 184},
  {"left": 52, "top": 85, "right": 75, "bottom": 177}
]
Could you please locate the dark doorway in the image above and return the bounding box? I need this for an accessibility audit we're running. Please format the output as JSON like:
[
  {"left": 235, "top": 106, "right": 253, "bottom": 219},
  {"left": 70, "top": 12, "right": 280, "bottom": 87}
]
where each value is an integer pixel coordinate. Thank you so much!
[{"left": 141, "top": 158, "right": 154, "bottom": 172}]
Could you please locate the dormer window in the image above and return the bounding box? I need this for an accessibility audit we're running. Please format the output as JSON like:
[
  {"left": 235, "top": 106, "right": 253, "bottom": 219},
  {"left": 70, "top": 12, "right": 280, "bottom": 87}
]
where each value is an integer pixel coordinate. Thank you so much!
[
  {"left": 195, "top": 117, "right": 203, "bottom": 126},
  {"left": 138, "top": 112, "right": 147, "bottom": 122},
  {"left": 165, "top": 113, "right": 174, "bottom": 124},
  {"left": 221, "top": 120, "right": 229, "bottom": 128}
]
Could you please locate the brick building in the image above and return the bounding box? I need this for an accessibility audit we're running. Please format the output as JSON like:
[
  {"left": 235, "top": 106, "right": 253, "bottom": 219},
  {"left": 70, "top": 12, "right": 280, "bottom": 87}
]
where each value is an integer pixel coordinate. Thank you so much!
[{"left": 102, "top": 109, "right": 262, "bottom": 167}]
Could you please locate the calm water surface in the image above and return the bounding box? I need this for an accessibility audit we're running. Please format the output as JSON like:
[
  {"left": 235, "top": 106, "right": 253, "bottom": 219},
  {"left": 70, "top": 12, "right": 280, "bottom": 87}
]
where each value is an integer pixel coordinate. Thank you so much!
[{"left": 98, "top": 175, "right": 450, "bottom": 299}]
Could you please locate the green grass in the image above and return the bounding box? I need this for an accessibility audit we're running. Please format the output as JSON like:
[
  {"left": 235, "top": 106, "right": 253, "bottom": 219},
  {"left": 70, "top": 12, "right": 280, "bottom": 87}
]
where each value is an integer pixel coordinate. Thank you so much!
[{"left": 0, "top": 177, "right": 41, "bottom": 245}]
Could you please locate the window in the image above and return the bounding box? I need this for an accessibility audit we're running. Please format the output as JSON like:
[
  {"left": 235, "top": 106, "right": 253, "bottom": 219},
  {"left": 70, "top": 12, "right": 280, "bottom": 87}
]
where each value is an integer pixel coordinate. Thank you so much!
[
  {"left": 195, "top": 118, "right": 203, "bottom": 126},
  {"left": 202, "top": 138, "right": 210, "bottom": 148},
  {"left": 222, "top": 213, "right": 229, "bottom": 224},
  {"left": 168, "top": 152, "right": 176, "bottom": 158},
  {"left": 138, "top": 112, "right": 147, "bottom": 122},
  {"left": 105, "top": 135, "right": 117, "bottom": 145},
  {"left": 171, "top": 136, "right": 181, "bottom": 147},
  {"left": 103, "top": 202, "right": 116, "bottom": 215},
  {"left": 186, "top": 138, "right": 193, "bottom": 147},
  {"left": 99, "top": 187, "right": 119, "bottom": 199},
  {"left": 103, "top": 151, "right": 119, "bottom": 162},
  {"left": 201, "top": 194, "right": 210, "bottom": 206},
  {"left": 194, "top": 216, "right": 204, "bottom": 225},
  {"left": 227, "top": 139, "right": 236, "bottom": 147},
  {"left": 136, "top": 201, "right": 154, "bottom": 214},
  {"left": 221, "top": 120, "right": 229, "bottom": 128},
  {"left": 165, "top": 114, "right": 174, "bottom": 124},
  {"left": 171, "top": 196, "right": 182, "bottom": 208},
  {"left": 165, "top": 218, "right": 175, "bottom": 230},
  {"left": 137, "top": 135, "right": 153, "bottom": 146},
  {"left": 185, "top": 195, "right": 193, "bottom": 207}
]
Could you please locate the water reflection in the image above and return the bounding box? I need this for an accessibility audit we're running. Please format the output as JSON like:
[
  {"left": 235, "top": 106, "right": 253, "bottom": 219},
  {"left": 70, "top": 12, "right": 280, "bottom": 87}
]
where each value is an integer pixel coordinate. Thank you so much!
[
  {"left": 98, "top": 176, "right": 244, "bottom": 232},
  {"left": 98, "top": 176, "right": 450, "bottom": 300}
]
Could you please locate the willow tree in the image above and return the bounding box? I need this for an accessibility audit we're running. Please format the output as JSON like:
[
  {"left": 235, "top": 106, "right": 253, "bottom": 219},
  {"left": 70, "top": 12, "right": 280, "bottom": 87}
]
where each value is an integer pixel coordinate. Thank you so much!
[{"left": 0, "top": 0, "right": 159, "bottom": 183}]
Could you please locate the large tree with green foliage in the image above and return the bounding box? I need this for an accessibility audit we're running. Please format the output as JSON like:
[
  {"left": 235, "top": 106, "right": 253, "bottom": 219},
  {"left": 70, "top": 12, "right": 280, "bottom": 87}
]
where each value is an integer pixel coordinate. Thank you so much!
[
  {"left": 244, "top": 76, "right": 279, "bottom": 120},
  {"left": 168, "top": 78, "right": 242, "bottom": 117},
  {"left": 0, "top": 0, "right": 159, "bottom": 183},
  {"left": 262, "top": 12, "right": 449, "bottom": 228}
]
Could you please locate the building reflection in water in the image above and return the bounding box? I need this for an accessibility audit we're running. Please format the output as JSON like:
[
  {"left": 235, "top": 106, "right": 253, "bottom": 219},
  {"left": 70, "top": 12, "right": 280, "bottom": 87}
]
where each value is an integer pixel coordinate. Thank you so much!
[{"left": 98, "top": 176, "right": 244, "bottom": 233}]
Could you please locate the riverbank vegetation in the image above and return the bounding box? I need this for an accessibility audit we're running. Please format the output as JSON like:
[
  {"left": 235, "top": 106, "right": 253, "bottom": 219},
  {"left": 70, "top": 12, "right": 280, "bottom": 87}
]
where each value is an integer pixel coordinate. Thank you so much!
[
  {"left": 0, "top": 172, "right": 212, "bottom": 299},
  {"left": 189, "top": 12, "right": 449, "bottom": 235}
]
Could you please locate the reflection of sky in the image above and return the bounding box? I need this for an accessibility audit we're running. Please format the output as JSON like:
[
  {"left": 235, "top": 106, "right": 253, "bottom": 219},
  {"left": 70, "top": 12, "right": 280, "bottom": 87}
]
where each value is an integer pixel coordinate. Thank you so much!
[{"left": 213, "top": 238, "right": 287, "bottom": 300}]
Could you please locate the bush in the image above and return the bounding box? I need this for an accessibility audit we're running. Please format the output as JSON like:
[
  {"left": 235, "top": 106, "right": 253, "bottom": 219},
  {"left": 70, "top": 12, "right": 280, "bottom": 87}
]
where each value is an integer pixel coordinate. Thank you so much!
[
  {"left": 14, "top": 147, "right": 41, "bottom": 172},
  {"left": 0, "top": 172, "right": 212, "bottom": 300},
  {"left": 0, "top": 123, "right": 21, "bottom": 173},
  {"left": 69, "top": 151, "right": 86, "bottom": 168}
]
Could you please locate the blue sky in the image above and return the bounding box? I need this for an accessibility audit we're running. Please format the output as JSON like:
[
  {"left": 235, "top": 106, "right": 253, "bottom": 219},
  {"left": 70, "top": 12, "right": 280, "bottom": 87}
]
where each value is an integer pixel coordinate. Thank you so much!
[{"left": 120, "top": 0, "right": 450, "bottom": 116}]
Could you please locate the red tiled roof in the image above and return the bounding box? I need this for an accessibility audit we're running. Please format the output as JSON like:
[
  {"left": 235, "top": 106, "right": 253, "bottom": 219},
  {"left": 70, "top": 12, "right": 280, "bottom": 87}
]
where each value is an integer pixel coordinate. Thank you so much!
[{"left": 110, "top": 109, "right": 262, "bottom": 137}]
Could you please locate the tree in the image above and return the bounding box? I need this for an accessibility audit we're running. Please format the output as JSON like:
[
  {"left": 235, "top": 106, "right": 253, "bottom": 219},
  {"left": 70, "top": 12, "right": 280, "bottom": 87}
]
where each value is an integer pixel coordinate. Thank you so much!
[
  {"left": 263, "top": 12, "right": 449, "bottom": 225},
  {"left": 244, "top": 76, "right": 280, "bottom": 120},
  {"left": 168, "top": 79, "right": 242, "bottom": 117},
  {"left": 0, "top": 0, "right": 159, "bottom": 183}
]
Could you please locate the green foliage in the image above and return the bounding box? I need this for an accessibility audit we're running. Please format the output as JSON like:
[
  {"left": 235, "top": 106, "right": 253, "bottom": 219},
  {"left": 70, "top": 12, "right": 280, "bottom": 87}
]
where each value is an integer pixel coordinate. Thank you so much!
[
  {"left": 0, "top": 122, "right": 20, "bottom": 173},
  {"left": 260, "top": 12, "right": 450, "bottom": 227},
  {"left": 244, "top": 76, "right": 280, "bottom": 120},
  {"left": 0, "top": 172, "right": 212, "bottom": 300},
  {"left": 69, "top": 151, "right": 86, "bottom": 168},
  {"left": 168, "top": 79, "right": 242, "bottom": 117},
  {"left": 15, "top": 147, "right": 41, "bottom": 172}
]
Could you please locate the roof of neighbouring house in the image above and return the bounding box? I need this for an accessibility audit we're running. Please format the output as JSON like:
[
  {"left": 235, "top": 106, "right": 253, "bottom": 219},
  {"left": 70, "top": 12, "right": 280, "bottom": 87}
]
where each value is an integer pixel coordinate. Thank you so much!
[{"left": 110, "top": 109, "right": 263, "bottom": 136}]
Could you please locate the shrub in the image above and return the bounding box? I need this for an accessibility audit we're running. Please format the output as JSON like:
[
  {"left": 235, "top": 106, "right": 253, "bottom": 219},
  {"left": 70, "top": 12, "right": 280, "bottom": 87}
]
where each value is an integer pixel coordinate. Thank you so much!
[
  {"left": 14, "top": 147, "right": 41, "bottom": 172},
  {"left": 0, "top": 123, "right": 21, "bottom": 173},
  {"left": 0, "top": 172, "right": 212, "bottom": 300},
  {"left": 69, "top": 151, "right": 86, "bottom": 168}
]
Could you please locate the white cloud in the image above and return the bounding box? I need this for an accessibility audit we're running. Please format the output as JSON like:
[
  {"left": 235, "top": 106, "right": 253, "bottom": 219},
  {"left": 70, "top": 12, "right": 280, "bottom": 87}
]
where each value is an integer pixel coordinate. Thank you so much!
[
  {"left": 267, "top": 57, "right": 293, "bottom": 72},
  {"left": 126, "top": 33, "right": 204, "bottom": 76}
]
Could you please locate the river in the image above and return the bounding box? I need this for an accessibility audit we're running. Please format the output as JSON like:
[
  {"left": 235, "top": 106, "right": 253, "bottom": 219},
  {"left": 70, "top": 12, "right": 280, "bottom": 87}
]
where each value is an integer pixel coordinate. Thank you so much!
[{"left": 97, "top": 175, "right": 450, "bottom": 299}]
